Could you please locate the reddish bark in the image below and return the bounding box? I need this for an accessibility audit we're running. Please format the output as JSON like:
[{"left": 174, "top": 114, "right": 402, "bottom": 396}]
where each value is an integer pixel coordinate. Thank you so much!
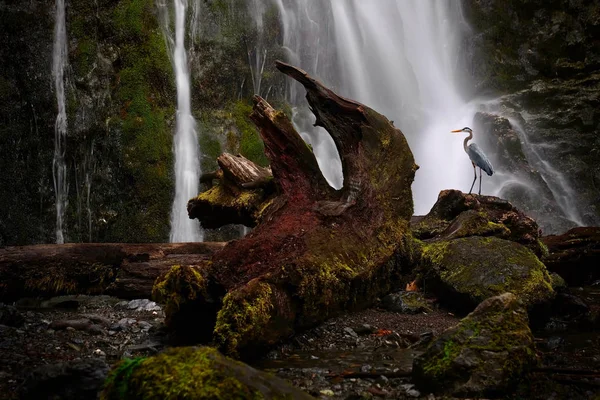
[{"left": 160, "top": 61, "right": 418, "bottom": 359}]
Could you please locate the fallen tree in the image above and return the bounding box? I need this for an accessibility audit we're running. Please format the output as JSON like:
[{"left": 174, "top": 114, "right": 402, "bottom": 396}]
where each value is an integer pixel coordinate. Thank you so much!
[
  {"left": 0, "top": 242, "right": 225, "bottom": 301},
  {"left": 154, "top": 61, "right": 420, "bottom": 359}
]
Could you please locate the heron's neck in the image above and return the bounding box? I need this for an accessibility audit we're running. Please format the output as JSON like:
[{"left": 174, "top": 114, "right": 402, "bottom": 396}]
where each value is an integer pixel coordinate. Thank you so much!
[{"left": 463, "top": 131, "right": 473, "bottom": 152}]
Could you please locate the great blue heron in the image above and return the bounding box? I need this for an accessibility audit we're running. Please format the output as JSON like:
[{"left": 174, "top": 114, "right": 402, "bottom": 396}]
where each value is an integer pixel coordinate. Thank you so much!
[{"left": 451, "top": 127, "right": 494, "bottom": 195}]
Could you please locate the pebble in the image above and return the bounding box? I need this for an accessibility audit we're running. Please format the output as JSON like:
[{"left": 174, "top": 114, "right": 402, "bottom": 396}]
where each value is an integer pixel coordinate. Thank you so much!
[
  {"left": 319, "top": 389, "right": 334, "bottom": 396},
  {"left": 343, "top": 327, "right": 358, "bottom": 338},
  {"left": 93, "top": 349, "right": 106, "bottom": 357}
]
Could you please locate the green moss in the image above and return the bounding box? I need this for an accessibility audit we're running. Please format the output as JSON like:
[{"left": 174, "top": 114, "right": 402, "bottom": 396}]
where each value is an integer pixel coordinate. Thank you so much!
[
  {"left": 416, "top": 294, "right": 536, "bottom": 393},
  {"left": 102, "top": 357, "right": 146, "bottom": 399},
  {"left": 100, "top": 347, "right": 265, "bottom": 400},
  {"left": 103, "top": 0, "right": 175, "bottom": 242},
  {"left": 213, "top": 280, "right": 274, "bottom": 358},
  {"left": 152, "top": 265, "right": 209, "bottom": 316},
  {"left": 232, "top": 101, "right": 269, "bottom": 167},
  {"left": 421, "top": 237, "right": 554, "bottom": 309}
]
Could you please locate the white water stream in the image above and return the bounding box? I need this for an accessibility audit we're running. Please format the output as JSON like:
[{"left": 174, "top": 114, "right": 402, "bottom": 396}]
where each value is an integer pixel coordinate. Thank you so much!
[
  {"left": 52, "top": 0, "right": 68, "bottom": 244},
  {"left": 268, "top": 1, "right": 476, "bottom": 213},
  {"left": 169, "top": 0, "right": 203, "bottom": 242}
]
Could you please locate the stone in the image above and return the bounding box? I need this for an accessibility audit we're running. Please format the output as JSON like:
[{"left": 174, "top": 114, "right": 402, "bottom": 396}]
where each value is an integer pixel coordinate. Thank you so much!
[
  {"left": 411, "top": 190, "right": 545, "bottom": 256},
  {"left": 101, "top": 346, "right": 315, "bottom": 399},
  {"left": 21, "top": 358, "right": 110, "bottom": 400},
  {"left": 0, "top": 304, "right": 24, "bottom": 327},
  {"left": 381, "top": 292, "right": 433, "bottom": 314},
  {"left": 420, "top": 236, "right": 554, "bottom": 313},
  {"left": 412, "top": 293, "right": 537, "bottom": 397},
  {"left": 542, "top": 227, "right": 600, "bottom": 286}
]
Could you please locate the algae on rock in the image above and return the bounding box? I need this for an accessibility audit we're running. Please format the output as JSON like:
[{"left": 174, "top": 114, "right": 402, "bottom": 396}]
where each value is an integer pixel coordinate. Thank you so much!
[
  {"left": 413, "top": 292, "right": 538, "bottom": 397},
  {"left": 419, "top": 236, "right": 554, "bottom": 313},
  {"left": 101, "top": 346, "right": 314, "bottom": 399}
]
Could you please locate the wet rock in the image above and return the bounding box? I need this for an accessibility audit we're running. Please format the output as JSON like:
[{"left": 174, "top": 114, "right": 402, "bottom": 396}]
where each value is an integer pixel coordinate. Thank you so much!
[
  {"left": 412, "top": 293, "right": 537, "bottom": 397},
  {"left": 411, "top": 190, "right": 545, "bottom": 256},
  {"left": 343, "top": 327, "right": 358, "bottom": 338},
  {"left": 381, "top": 291, "right": 432, "bottom": 314},
  {"left": 49, "top": 319, "right": 104, "bottom": 335},
  {"left": 352, "top": 324, "right": 377, "bottom": 336},
  {"left": 542, "top": 227, "right": 600, "bottom": 286},
  {"left": 0, "top": 304, "right": 24, "bottom": 327},
  {"left": 420, "top": 236, "right": 555, "bottom": 313},
  {"left": 117, "top": 299, "right": 162, "bottom": 312},
  {"left": 21, "top": 358, "right": 110, "bottom": 400}
]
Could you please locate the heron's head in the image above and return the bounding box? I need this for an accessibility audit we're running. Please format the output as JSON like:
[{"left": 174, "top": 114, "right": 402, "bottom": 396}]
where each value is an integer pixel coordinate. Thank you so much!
[{"left": 451, "top": 127, "right": 472, "bottom": 134}]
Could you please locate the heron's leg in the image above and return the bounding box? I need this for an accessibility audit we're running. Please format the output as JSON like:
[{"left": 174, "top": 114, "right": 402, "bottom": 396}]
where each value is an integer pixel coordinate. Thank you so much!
[
  {"left": 478, "top": 168, "right": 482, "bottom": 195},
  {"left": 469, "top": 163, "right": 477, "bottom": 194}
]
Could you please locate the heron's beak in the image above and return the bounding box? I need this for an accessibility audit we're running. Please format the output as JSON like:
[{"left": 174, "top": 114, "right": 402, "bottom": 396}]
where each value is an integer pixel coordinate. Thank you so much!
[{"left": 451, "top": 129, "right": 462, "bottom": 133}]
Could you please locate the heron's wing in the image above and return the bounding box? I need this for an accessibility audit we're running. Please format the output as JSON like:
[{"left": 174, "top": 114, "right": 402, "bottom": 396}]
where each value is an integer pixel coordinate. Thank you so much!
[{"left": 467, "top": 143, "right": 494, "bottom": 176}]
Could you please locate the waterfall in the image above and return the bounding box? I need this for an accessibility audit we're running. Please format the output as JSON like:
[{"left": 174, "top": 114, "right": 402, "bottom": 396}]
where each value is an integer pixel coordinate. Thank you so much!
[
  {"left": 271, "top": 1, "right": 475, "bottom": 207},
  {"left": 169, "top": 0, "right": 203, "bottom": 242},
  {"left": 52, "top": 0, "right": 69, "bottom": 244},
  {"left": 248, "top": 0, "right": 268, "bottom": 96}
]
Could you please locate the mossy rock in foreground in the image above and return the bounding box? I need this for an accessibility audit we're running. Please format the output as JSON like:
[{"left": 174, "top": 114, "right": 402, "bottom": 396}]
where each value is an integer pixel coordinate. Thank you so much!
[
  {"left": 101, "top": 346, "right": 314, "bottom": 400},
  {"left": 420, "top": 236, "right": 554, "bottom": 313},
  {"left": 412, "top": 293, "right": 537, "bottom": 397}
]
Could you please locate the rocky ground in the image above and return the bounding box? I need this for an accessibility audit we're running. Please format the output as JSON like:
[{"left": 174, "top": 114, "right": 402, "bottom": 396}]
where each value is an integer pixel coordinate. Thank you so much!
[{"left": 1, "top": 288, "right": 599, "bottom": 400}]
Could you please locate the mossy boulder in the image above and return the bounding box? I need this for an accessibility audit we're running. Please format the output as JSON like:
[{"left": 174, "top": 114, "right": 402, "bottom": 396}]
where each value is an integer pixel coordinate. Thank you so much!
[
  {"left": 419, "top": 236, "right": 554, "bottom": 313},
  {"left": 381, "top": 291, "right": 433, "bottom": 314},
  {"left": 412, "top": 293, "right": 537, "bottom": 397},
  {"left": 411, "top": 190, "right": 545, "bottom": 257},
  {"left": 101, "top": 346, "right": 314, "bottom": 400}
]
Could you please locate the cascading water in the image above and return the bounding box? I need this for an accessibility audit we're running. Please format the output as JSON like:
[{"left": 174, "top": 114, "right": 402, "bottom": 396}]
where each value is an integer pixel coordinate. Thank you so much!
[
  {"left": 248, "top": 1, "right": 587, "bottom": 231},
  {"left": 168, "top": 0, "right": 203, "bottom": 242},
  {"left": 52, "top": 0, "right": 68, "bottom": 244},
  {"left": 272, "top": 1, "right": 474, "bottom": 211},
  {"left": 248, "top": 0, "right": 268, "bottom": 96}
]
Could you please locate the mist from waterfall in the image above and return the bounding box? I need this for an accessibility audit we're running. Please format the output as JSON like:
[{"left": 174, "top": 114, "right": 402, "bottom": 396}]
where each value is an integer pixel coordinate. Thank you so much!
[
  {"left": 52, "top": 0, "right": 68, "bottom": 244},
  {"left": 266, "top": 1, "right": 477, "bottom": 211},
  {"left": 167, "top": 0, "right": 203, "bottom": 242}
]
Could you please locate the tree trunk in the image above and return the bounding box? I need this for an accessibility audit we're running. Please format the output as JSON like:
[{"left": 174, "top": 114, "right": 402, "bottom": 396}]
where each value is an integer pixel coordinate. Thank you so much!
[
  {"left": 157, "top": 61, "right": 419, "bottom": 359},
  {"left": 0, "top": 242, "right": 225, "bottom": 301}
]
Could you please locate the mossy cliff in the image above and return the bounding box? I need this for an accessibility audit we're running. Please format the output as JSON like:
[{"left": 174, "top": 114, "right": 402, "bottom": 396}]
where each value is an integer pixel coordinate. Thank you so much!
[
  {"left": 462, "top": 0, "right": 600, "bottom": 227},
  {"left": 101, "top": 346, "right": 314, "bottom": 399},
  {"left": 0, "top": 0, "right": 280, "bottom": 245}
]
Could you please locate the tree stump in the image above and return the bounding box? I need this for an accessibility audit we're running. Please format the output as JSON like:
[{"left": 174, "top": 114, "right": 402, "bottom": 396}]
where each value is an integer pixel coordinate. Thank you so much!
[{"left": 155, "top": 61, "right": 419, "bottom": 359}]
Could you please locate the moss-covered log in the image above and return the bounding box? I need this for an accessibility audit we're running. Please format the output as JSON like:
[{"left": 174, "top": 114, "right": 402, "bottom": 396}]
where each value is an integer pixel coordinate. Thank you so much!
[
  {"left": 0, "top": 242, "right": 225, "bottom": 301},
  {"left": 188, "top": 153, "right": 274, "bottom": 228},
  {"left": 156, "top": 61, "right": 419, "bottom": 358}
]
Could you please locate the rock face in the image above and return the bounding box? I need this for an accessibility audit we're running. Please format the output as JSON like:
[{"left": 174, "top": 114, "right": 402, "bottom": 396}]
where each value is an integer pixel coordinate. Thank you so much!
[
  {"left": 411, "top": 190, "right": 544, "bottom": 256},
  {"left": 420, "top": 236, "right": 554, "bottom": 313},
  {"left": 101, "top": 346, "right": 314, "bottom": 400},
  {"left": 0, "top": 0, "right": 283, "bottom": 245},
  {"left": 472, "top": 112, "right": 579, "bottom": 234},
  {"left": 412, "top": 293, "right": 537, "bottom": 397},
  {"left": 542, "top": 227, "right": 600, "bottom": 286},
  {"left": 463, "top": 0, "right": 600, "bottom": 228}
]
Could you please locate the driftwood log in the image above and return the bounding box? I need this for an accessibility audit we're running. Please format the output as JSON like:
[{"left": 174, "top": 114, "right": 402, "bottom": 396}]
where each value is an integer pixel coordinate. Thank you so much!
[
  {"left": 154, "top": 61, "right": 419, "bottom": 359},
  {"left": 189, "top": 153, "right": 274, "bottom": 228},
  {"left": 0, "top": 242, "right": 225, "bottom": 301}
]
